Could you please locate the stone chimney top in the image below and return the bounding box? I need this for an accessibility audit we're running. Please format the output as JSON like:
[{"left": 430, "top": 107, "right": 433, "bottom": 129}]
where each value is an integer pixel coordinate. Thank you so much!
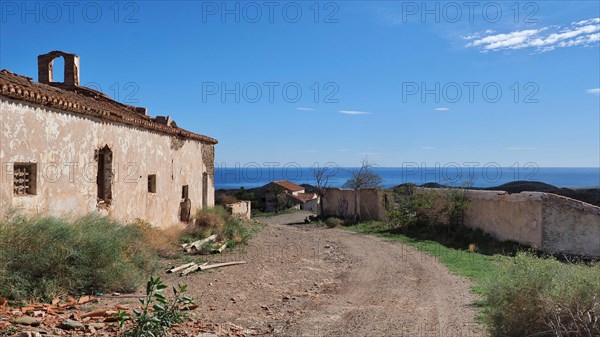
[{"left": 38, "top": 51, "right": 80, "bottom": 88}]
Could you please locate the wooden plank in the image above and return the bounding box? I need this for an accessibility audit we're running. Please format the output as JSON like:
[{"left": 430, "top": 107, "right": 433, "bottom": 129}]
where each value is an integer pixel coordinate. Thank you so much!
[
  {"left": 199, "top": 261, "right": 246, "bottom": 271},
  {"left": 180, "top": 263, "right": 200, "bottom": 276},
  {"left": 185, "top": 234, "right": 218, "bottom": 252},
  {"left": 166, "top": 262, "right": 196, "bottom": 274},
  {"left": 211, "top": 242, "right": 228, "bottom": 254}
]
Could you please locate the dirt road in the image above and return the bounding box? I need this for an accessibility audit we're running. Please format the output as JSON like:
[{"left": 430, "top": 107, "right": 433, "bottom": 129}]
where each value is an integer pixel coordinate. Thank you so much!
[
  {"left": 119, "top": 211, "right": 485, "bottom": 336},
  {"left": 173, "top": 212, "right": 487, "bottom": 336}
]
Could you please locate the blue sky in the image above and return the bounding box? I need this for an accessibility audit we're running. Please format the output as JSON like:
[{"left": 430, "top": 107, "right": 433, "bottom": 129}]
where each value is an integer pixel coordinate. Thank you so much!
[{"left": 1, "top": 1, "right": 599, "bottom": 168}]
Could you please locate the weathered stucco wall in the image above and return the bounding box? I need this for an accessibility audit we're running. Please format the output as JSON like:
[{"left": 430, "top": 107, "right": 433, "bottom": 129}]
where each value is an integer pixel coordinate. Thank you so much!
[
  {"left": 417, "top": 188, "right": 600, "bottom": 257},
  {"left": 0, "top": 98, "right": 215, "bottom": 228},
  {"left": 225, "top": 200, "right": 251, "bottom": 219},
  {"left": 541, "top": 193, "right": 600, "bottom": 257},
  {"left": 321, "top": 188, "right": 386, "bottom": 221},
  {"left": 301, "top": 198, "right": 319, "bottom": 213},
  {"left": 321, "top": 188, "right": 356, "bottom": 220},
  {"left": 464, "top": 190, "right": 544, "bottom": 248}
]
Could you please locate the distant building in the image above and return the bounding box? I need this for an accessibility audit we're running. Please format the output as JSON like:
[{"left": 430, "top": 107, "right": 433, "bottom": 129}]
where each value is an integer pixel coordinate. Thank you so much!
[
  {"left": 263, "top": 180, "right": 319, "bottom": 212},
  {"left": 0, "top": 51, "right": 217, "bottom": 227},
  {"left": 288, "top": 192, "right": 320, "bottom": 213}
]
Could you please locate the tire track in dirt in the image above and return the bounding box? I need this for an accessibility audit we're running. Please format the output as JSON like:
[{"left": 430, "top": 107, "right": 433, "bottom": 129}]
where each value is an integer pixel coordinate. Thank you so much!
[{"left": 261, "top": 214, "right": 486, "bottom": 337}]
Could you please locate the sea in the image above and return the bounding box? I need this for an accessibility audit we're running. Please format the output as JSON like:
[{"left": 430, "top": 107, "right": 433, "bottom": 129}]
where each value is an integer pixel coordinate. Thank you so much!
[{"left": 214, "top": 166, "right": 600, "bottom": 190}]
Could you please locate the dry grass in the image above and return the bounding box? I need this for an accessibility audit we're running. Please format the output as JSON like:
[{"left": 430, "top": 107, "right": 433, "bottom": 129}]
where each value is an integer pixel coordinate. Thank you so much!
[
  {"left": 185, "top": 210, "right": 225, "bottom": 238},
  {"left": 217, "top": 194, "right": 239, "bottom": 205},
  {"left": 325, "top": 217, "right": 344, "bottom": 228},
  {"left": 483, "top": 252, "right": 600, "bottom": 337},
  {"left": 134, "top": 219, "right": 183, "bottom": 258},
  {"left": 182, "top": 207, "right": 256, "bottom": 248}
]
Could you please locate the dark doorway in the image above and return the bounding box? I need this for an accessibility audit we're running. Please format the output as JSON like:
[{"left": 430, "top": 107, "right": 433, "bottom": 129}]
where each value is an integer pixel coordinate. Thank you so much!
[
  {"left": 180, "top": 185, "right": 191, "bottom": 222},
  {"left": 96, "top": 145, "right": 113, "bottom": 204},
  {"left": 202, "top": 173, "right": 208, "bottom": 208}
]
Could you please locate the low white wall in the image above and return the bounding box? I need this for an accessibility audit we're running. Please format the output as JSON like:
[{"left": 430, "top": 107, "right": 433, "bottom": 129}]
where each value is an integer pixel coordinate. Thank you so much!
[
  {"left": 225, "top": 200, "right": 251, "bottom": 219},
  {"left": 541, "top": 194, "right": 600, "bottom": 257},
  {"left": 321, "top": 188, "right": 386, "bottom": 221},
  {"left": 418, "top": 188, "right": 600, "bottom": 257}
]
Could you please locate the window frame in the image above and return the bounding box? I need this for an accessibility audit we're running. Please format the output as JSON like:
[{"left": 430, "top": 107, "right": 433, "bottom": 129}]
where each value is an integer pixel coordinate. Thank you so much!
[
  {"left": 148, "top": 174, "right": 157, "bottom": 193},
  {"left": 13, "top": 162, "right": 37, "bottom": 196}
]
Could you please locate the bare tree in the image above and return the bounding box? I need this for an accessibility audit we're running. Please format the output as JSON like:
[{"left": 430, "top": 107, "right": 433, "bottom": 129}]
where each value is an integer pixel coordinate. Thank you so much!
[
  {"left": 344, "top": 157, "right": 382, "bottom": 190},
  {"left": 312, "top": 163, "right": 336, "bottom": 218},
  {"left": 344, "top": 157, "right": 383, "bottom": 222}
]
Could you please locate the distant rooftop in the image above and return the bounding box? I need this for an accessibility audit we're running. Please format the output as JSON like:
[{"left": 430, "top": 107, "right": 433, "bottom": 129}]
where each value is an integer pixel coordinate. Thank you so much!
[{"left": 272, "top": 180, "right": 305, "bottom": 192}]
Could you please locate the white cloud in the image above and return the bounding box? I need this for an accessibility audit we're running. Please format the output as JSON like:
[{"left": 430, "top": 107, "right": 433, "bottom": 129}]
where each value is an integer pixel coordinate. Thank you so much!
[
  {"left": 507, "top": 147, "right": 537, "bottom": 151},
  {"left": 586, "top": 88, "right": 600, "bottom": 95},
  {"left": 434, "top": 107, "right": 449, "bottom": 111},
  {"left": 339, "top": 110, "right": 372, "bottom": 115},
  {"left": 296, "top": 107, "right": 316, "bottom": 111},
  {"left": 464, "top": 18, "right": 600, "bottom": 52},
  {"left": 421, "top": 146, "right": 436, "bottom": 150}
]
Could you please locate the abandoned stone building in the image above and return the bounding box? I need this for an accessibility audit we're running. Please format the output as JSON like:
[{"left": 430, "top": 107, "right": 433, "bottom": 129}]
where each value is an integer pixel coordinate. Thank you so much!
[{"left": 0, "top": 51, "right": 217, "bottom": 227}]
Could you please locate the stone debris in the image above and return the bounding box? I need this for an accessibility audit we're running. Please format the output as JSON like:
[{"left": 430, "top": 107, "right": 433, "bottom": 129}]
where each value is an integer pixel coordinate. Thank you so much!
[
  {"left": 0, "top": 294, "right": 216, "bottom": 337},
  {"left": 13, "top": 317, "right": 41, "bottom": 326},
  {"left": 0, "top": 295, "right": 127, "bottom": 336}
]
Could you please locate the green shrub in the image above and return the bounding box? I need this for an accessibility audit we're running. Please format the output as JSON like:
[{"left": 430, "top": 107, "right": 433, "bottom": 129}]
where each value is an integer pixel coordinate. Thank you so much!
[
  {"left": 188, "top": 207, "right": 255, "bottom": 247},
  {"left": 223, "top": 217, "right": 252, "bottom": 246},
  {"left": 386, "top": 184, "right": 436, "bottom": 228},
  {"left": 0, "top": 211, "right": 158, "bottom": 302},
  {"left": 119, "top": 276, "right": 194, "bottom": 337},
  {"left": 483, "top": 252, "right": 600, "bottom": 337}
]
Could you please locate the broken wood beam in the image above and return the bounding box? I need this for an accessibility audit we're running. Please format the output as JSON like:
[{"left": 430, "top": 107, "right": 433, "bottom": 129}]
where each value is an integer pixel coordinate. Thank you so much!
[
  {"left": 211, "top": 242, "right": 228, "bottom": 254},
  {"left": 184, "top": 234, "right": 218, "bottom": 252},
  {"left": 166, "top": 262, "right": 196, "bottom": 274},
  {"left": 180, "top": 263, "right": 200, "bottom": 276},
  {"left": 199, "top": 261, "right": 246, "bottom": 271}
]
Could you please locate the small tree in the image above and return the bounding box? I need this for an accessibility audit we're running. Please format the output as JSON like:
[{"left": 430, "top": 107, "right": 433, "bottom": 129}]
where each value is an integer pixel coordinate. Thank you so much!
[
  {"left": 386, "top": 184, "right": 435, "bottom": 230},
  {"left": 267, "top": 185, "right": 286, "bottom": 213},
  {"left": 442, "top": 181, "right": 472, "bottom": 227},
  {"left": 311, "top": 163, "right": 336, "bottom": 218},
  {"left": 344, "top": 158, "right": 382, "bottom": 190},
  {"left": 344, "top": 158, "right": 383, "bottom": 221}
]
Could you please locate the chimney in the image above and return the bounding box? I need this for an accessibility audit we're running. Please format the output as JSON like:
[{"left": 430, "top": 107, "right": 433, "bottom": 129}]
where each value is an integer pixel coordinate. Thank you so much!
[{"left": 38, "top": 51, "right": 80, "bottom": 87}]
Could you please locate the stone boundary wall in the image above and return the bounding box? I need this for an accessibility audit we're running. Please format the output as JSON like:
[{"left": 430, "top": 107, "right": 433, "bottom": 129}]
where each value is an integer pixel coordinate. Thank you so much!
[
  {"left": 321, "top": 188, "right": 387, "bottom": 221},
  {"left": 225, "top": 201, "right": 251, "bottom": 219},
  {"left": 418, "top": 188, "right": 600, "bottom": 257}
]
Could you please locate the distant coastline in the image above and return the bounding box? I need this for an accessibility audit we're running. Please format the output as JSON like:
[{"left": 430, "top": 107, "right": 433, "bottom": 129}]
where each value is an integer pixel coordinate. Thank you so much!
[{"left": 215, "top": 167, "right": 600, "bottom": 190}]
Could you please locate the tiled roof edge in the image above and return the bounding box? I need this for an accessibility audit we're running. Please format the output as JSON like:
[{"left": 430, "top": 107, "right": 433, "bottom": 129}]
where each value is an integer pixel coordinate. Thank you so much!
[{"left": 0, "top": 70, "right": 218, "bottom": 145}]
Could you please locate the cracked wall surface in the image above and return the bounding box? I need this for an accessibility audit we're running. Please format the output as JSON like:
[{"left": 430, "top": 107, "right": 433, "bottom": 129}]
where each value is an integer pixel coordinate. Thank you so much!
[
  {"left": 419, "top": 188, "right": 600, "bottom": 257},
  {"left": 0, "top": 98, "right": 215, "bottom": 228}
]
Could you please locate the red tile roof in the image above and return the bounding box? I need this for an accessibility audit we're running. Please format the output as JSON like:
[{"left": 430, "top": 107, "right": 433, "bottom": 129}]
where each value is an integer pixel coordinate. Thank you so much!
[
  {"left": 272, "top": 180, "right": 305, "bottom": 192},
  {"left": 289, "top": 192, "right": 318, "bottom": 203},
  {"left": 0, "top": 70, "right": 217, "bottom": 144}
]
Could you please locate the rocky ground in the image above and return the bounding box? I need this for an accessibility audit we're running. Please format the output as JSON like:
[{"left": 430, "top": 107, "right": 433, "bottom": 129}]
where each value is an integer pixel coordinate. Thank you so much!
[{"left": 2, "top": 211, "right": 486, "bottom": 337}]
